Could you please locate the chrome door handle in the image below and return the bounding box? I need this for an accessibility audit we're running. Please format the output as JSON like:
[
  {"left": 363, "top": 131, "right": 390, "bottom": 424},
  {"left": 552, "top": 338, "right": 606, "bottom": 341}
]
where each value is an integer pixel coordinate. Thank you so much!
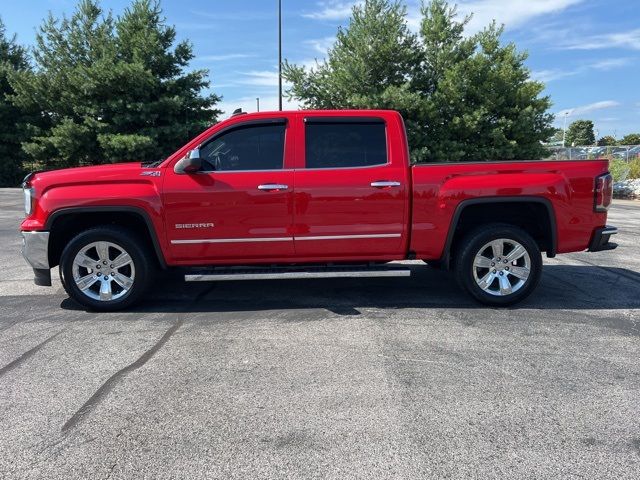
[
  {"left": 258, "top": 184, "right": 288, "bottom": 191},
  {"left": 371, "top": 181, "right": 401, "bottom": 188}
]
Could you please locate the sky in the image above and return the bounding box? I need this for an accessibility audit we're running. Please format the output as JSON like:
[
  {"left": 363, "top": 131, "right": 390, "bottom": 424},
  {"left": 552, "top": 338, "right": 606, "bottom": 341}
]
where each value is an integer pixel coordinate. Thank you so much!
[{"left": 1, "top": 0, "right": 639, "bottom": 137}]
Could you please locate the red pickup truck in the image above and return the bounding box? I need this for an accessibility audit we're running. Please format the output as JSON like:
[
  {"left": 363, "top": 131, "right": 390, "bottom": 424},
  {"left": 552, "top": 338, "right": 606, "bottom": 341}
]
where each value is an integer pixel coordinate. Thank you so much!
[{"left": 21, "top": 110, "right": 617, "bottom": 311}]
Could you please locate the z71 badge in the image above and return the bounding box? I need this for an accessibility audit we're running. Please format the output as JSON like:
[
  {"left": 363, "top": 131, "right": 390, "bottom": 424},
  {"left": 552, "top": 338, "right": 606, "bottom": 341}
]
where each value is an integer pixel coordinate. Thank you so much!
[{"left": 175, "top": 223, "right": 215, "bottom": 229}]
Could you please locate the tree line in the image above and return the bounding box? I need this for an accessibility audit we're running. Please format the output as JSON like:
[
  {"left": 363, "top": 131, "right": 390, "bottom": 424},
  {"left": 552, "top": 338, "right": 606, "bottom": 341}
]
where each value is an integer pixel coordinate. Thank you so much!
[
  {"left": 2, "top": 0, "right": 626, "bottom": 187},
  {"left": 549, "top": 120, "right": 640, "bottom": 147}
]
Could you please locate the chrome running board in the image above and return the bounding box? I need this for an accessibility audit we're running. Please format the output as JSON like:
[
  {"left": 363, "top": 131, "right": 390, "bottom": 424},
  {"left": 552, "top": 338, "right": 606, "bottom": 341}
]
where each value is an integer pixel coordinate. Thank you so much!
[{"left": 184, "top": 265, "right": 411, "bottom": 282}]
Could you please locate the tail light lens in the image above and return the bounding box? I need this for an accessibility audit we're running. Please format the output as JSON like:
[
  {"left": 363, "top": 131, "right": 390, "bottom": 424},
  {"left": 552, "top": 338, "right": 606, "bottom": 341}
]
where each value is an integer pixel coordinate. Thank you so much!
[{"left": 594, "top": 173, "right": 613, "bottom": 212}]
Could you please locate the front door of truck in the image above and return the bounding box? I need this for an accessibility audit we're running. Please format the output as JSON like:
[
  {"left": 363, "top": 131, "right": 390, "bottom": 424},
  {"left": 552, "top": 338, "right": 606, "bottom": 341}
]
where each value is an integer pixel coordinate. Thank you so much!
[{"left": 162, "top": 119, "right": 295, "bottom": 263}]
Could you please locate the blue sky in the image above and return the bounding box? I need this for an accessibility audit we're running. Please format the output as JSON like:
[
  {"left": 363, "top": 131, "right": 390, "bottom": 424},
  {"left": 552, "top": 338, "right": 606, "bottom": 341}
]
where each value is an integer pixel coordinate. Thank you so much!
[{"left": 2, "top": 0, "right": 639, "bottom": 137}]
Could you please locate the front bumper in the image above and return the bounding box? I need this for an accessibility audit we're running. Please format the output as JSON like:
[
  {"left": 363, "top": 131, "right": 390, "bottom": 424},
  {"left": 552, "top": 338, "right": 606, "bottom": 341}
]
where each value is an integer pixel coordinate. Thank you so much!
[
  {"left": 21, "top": 231, "right": 52, "bottom": 286},
  {"left": 588, "top": 226, "right": 618, "bottom": 252}
]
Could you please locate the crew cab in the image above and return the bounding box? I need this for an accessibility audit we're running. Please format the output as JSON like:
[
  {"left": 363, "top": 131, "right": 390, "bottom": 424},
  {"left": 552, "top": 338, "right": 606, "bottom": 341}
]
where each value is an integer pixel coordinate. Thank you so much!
[{"left": 20, "top": 110, "right": 617, "bottom": 311}]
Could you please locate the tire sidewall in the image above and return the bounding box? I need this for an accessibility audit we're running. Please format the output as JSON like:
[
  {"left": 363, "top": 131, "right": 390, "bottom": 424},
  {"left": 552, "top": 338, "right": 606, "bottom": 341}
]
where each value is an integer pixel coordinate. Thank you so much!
[
  {"left": 60, "top": 227, "right": 150, "bottom": 311},
  {"left": 456, "top": 225, "right": 542, "bottom": 306}
]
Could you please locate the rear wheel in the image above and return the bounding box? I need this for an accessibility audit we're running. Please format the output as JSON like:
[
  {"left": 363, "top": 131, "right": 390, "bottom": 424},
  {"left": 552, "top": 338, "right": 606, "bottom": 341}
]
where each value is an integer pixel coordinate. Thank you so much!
[
  {"left": 454, "top": 224, "right": 542, "bottom": 306},
  {"left": 60, "top": 226, "right": 152, "bottom": 311}
]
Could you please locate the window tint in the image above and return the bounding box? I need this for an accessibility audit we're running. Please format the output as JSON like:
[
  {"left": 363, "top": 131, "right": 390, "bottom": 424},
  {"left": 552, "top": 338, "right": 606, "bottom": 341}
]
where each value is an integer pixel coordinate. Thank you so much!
[
  {"left": 305, "top": 122, "right": 387, "bottom": 169},
  {"left": 199, "top": 124, "right": 285, "bottom": 171}
]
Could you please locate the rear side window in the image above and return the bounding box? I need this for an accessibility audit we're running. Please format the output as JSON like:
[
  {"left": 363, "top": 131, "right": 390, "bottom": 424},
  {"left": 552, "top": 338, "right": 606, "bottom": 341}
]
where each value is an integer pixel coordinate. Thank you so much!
[
  {"left": 199, "top": 123, "right": 285, "bottom": 171},
  {"left": 305, "top": 120, "right": 387, "bottom": 169}
]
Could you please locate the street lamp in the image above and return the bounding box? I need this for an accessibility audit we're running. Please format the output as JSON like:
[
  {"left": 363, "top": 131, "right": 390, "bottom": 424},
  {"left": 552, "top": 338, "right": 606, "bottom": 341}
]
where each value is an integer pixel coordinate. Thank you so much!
[{"left": 562, "top": 111, "right": 569, "bottom": 148}]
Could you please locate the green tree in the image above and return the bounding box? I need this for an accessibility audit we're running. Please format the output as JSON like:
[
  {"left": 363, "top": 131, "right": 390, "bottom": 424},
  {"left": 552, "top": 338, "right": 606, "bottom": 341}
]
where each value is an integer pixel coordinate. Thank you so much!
[
  {"left": 284, "top": 0, "right": 554, "bottom": 162},
  {"left": 621, "top": 133, "right": 640, "bottom": 146},
  {"left": 11, "top": 0, "right": 221, "bottom": 169},
  {"left": 547, "top": 128, "right": 564, "bottom": 144},
  {"left": 597, "top": 135, "right": 617, "bottom": 146},
  {"left": 283, "top": 0, "right": 420, "bottom": 113},
  {"left": 0, "top": 19, "right": 31, "bottom": 186},
  {"left": 565, "top": 120, "right": 595, "bottom": 146}
]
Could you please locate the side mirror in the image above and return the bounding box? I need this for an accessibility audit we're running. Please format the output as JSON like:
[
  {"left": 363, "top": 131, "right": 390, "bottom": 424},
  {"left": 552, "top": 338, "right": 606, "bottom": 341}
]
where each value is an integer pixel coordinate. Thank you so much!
[{"left": 174, "top": 148, "right": 203, "bottom": 174}]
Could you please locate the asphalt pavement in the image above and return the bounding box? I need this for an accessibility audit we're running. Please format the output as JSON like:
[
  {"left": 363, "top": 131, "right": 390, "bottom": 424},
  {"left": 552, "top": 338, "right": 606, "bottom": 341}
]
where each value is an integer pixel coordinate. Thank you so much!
[{"left": 0, "top": 188, "right": 639, "bottom": 479}]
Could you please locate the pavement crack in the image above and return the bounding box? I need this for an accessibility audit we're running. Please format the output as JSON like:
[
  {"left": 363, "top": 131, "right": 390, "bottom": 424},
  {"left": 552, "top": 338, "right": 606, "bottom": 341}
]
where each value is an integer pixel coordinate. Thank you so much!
[
  {"left": 61, "top": 284, "right": 214, "bottom": 434},
  {"left": 105, "top": 460, "right": 118, "bottom": 479},
  {"left": 0, "top": 330, "right": 64, "bottom": 378},
  {"left": 61, "top": 318, "right": 185, "bottom": 433}
]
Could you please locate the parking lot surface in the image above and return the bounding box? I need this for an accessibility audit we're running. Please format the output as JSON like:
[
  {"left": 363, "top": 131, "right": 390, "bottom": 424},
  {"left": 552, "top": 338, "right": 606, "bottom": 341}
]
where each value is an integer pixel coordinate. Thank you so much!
[{"left": 1, "top": 188, "right": 639, "bottom": 479}]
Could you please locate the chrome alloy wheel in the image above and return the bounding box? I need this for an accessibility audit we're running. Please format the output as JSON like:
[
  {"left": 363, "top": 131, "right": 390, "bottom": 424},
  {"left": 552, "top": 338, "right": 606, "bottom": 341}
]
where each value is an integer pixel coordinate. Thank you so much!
[
  {"left": 72, "top": 241, "right": 135, "bottom": 302},
  {"left": 472, "top": 238, "right": 531, "bottom": 297}
]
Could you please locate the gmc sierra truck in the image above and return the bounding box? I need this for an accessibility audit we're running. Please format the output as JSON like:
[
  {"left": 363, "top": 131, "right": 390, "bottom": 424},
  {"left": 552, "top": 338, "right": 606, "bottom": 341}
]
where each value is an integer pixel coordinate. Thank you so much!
[{"left": 20, "top": 110, "right": 617, "bottom": 311}]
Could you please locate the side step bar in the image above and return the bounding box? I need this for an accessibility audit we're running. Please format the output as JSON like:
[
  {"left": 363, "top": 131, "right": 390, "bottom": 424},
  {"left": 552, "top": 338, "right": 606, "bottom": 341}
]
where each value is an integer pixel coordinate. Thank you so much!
[{"left": 185, "top": 265, "right": 411, "bottom": 282}]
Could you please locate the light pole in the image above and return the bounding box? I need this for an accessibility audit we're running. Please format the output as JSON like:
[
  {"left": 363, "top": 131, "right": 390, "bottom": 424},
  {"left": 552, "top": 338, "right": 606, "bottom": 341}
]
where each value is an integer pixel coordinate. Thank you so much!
[
  {"left": 278, "top": 0, "right": 283, "bottom": 111},
  {"left": 256, "top": 97, "right": 260, "bottom": 112},
  {"left": 561, "top": 111, "right": 570, "bottom": 148}
]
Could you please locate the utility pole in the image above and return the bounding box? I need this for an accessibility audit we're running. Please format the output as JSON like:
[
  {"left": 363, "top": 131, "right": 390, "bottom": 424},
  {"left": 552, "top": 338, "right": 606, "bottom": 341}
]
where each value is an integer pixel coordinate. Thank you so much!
[
  {"left": 278, "top": 0, "right": 283, "bottom": 111},
  {"left": 256, "top": 97, "right": 260, "bottom": 112}
]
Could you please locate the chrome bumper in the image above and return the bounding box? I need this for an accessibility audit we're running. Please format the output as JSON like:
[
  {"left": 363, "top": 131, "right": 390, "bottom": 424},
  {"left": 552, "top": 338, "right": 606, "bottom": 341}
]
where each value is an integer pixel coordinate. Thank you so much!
[{"left": 21, "top": 231, "right": 52, "bottom": 286}]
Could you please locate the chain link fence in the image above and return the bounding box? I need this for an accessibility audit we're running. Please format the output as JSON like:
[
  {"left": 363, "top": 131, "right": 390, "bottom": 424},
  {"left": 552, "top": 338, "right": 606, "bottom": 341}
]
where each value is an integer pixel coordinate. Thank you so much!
[{"left": 544, "top": 145, "right": 640, "bottom": 161}]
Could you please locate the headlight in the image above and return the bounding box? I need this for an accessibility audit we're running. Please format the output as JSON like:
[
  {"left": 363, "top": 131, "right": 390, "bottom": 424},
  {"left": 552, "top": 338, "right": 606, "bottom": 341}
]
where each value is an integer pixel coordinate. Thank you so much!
[{"left": 23, "top": 187, "right": 35, "bottom": 216}]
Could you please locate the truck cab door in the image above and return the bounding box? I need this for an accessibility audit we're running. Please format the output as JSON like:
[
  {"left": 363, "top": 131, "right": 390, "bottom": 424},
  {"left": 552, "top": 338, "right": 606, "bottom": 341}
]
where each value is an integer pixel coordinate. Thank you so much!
[
  {"left": 292, "top": 114, "right": 409, "bottom": 259},
  {"left": 162, "top": 118, "right": 295, "bottom": 264}
]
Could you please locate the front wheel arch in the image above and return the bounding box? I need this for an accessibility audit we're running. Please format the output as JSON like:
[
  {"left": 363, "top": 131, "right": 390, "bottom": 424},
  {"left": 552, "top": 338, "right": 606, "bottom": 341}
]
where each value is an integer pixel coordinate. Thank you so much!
[{"left": 46, "top": 207, "right": 166, "bottom": 269}]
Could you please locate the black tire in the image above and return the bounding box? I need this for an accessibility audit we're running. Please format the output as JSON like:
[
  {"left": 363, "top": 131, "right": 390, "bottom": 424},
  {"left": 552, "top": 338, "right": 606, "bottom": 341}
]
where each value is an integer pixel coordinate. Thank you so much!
[
  {"left": 454, "top": 224, "right": 542, "bottom": 307},
  {"left": 59, "top": 226, "right": 153, "bottom": 311}
]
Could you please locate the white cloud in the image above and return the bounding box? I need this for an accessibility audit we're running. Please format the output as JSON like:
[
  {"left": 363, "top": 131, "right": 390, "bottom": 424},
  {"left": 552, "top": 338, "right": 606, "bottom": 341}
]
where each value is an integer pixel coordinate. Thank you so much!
[
  {"left": 238, "top": 70, "right": 280, "bottom": 87},
  {"left": 305, "top": 0, "right": 582, "bottom": 36},
  {"left": 305, "top": 36, "right": 336, "bottom": 55},
  {"left": 531, "top": 58, "right": 631, "bottom": 83},
  {"left": 217, "top": 96, "right": 301, "bottom": 117},
  {"left": 556, "top": 101, "right": 620, "bottom": 118},
  {"left": 196, "top": 54, "right": 254, "bottom": 62},
  {"left": 303, "top": 1, "right": 361, "bottom": 20},
  {"left": 562, "top": 28, "right": 640, "bottom": 51},
  {"left": 455, "top": 0, "right": 584, "bottom": 34},
  {"left": 589, "top": 58, "right": 633, "bottom": 70},
  {"left": 531, "top": 69, "right": 578, "bottom": 83}
]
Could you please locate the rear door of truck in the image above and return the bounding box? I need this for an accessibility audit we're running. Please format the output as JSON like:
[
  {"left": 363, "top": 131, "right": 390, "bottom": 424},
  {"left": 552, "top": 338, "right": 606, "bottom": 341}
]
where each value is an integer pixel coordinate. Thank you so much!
[{"left": 291, "top": 111, "right": 410, "bottom": 259}]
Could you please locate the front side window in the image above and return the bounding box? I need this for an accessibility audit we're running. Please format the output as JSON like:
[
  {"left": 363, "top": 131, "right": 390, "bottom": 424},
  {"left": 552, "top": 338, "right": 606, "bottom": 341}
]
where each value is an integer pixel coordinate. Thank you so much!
[
  {"left": 305, "top": 121, "right": 387, "bottom": 169},
  {"left": 199, "top": 123, "right": 285, "bottom": 171}
]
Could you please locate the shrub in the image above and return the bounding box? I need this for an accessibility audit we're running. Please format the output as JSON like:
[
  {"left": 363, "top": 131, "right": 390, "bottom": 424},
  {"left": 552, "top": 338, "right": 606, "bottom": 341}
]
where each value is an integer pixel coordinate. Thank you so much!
[
  {"left": 629, "top": 158, "right": 640, "bottom": 179},
  {"left": 609, "top": 158, "right": 630, "bottom": 182}
]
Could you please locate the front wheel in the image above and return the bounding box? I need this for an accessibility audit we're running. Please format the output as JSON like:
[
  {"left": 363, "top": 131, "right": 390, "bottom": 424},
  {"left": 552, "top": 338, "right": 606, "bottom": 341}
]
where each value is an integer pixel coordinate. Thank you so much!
[
  {"left": 60, "top": 226, "right": 152, "bottom": 311},
  {"left": 454, "top": 224, "right": 542, "bottom": 306}
]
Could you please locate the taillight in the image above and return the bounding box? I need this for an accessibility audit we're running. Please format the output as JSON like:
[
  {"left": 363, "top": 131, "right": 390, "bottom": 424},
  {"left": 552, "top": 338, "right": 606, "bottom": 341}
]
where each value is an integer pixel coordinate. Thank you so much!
[{"left": 594, "top": 173, "right": 613, "bottom": 212}]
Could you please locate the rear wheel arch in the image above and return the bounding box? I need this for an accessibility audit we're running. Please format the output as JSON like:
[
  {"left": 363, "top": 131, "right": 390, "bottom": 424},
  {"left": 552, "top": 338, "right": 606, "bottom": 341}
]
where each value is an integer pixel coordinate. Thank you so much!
[
  {"left": 45, "top": 207, "right": 167, "bottom": 269},
  {"left": 440, "top": 197, "right": 557, "bottom": 269}
]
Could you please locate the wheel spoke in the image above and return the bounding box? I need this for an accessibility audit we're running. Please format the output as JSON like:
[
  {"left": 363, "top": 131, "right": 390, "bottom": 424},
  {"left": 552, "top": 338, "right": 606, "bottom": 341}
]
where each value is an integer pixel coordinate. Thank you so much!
[
  {"left": 490, "top": 240, "right": 504, "bottom": 259},
  {"left": 474, "top": 255, "right": 492, "bottom": 268},
  {"left": 506, "top": 245, "right": 527, "bottom": 263},
  {"left": 99, "top": 279, "right": 113, "bottom": 301},
  {"left": 498, "top": 275, "right": 513, "bottom": 295},
  {"left": 477, "top": 271, "right": 495, "bottom": 291},
  {"left": 509, "top": 266, "right": 530, "bottom": 280},
  {"left": 112, "top": 252, "right": 132, "bottom": 269},
  {"left": 96, "top": 242, "right": 109, "bottom": 262},
  {"left": 74, "top": 252, "right": 96, "bottom": 269},
  {"left": 112, "top": 272, "right": 133, "bottom": 290},
  {"left": 76, "top": 273, "right": 99, "bottom": 291}
]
